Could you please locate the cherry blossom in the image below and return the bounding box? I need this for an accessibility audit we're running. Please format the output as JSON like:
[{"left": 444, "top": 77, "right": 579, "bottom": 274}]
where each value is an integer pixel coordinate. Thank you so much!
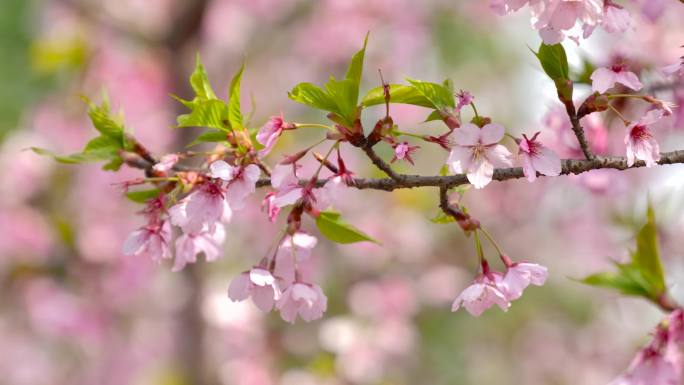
[
  {"left": 625, "top": 110, "right": 664, "bottom": 167},
  {"left": 662, "top": 59, "right": 684, "bottom": 78},
  {"left": 209, "top": 161, "right": 260, "bottom": 208},
  {"left": 456, "top": 90, "right": 474, "bottom": 111},
  {"left": 122, "top": 221, "right": 172, "bottom": 262},
  {"left": 169, "top": 181, "right": 226, "bottom": 234},
  {"left": 601, "top": 1, "right": 631, "bottom": 33},
  {"left": 446, "top": 123, "right": 513, "bottom": 189},
  {"left": 392, "top": 142, "right": 419, "bottom": 165},
  {"left": 271, "top": 164, "right": 304, "bottom": 208},
  {"left": 530, "top": 0, "right": 602, "bottom": 44},
  {"left": 489, "top": 0, "right": 530, "bottom": 16},
  {"left": 499, "top": 256, "right": 549, "bottom": 301},
  {"left": 257, "top": 115, "right": 294, "bottom": 156},
  {"left": 261, "top": 192, "right": 281, "bottom": 222},
  {"left": 591, "top": 65, "right": 643, "bottom": 94},
  {"left": 276, "top": 282, "right": 328, "bottom": 323},
  {"left": 172, "top": 224, "right": 226, "bottom": 272},
  {"left": 274, "top": 232, "right": 319, "bottom": 284},
  {"left": 518, "top": 132, "right": 562, "bottom": 182},
  {"left": 228, "top": 267, "right": 281, "bottom": 312},
  {"left": 451, "top": 273, "right": 510, "bottom": 317}
]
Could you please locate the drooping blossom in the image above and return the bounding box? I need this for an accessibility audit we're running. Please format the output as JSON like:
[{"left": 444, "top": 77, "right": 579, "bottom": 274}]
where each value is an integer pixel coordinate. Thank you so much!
[
  {"left": 591, "top": 65, "right": 643, "bottom": 94},
  {"left": 601, "top": 1, "right": 631, "bottom": 33},
  {"left": 609, "top": 312, "right": 684, "bottom": 385},
  {"left": 152, "top": 153, "right": 180, "bottom": 173},
  {"left": 446, "top": 123, "right": 513, "bottom": 189},
  {"left": 451, "top": 272, "right": 510, "bottom": 317},
  {"left": 499, "top": 255, "right": 549, "bottom": 300},
  {"left": 456, "top": 90, "right": 474, "bottom": 111},
  {"left": 172, "top": 224, "right": 226, "bottom": 272},
  {"left": 257, "top": 114, "right": 294, "bottom": 156},
  {"left": 518, "top": 132, "right": 562, "bottom": 182},
  {"left": 391, "top": 142, "right": 419, "bottom": 165},
  {"left": 276, "top": 282, "right": 328, "bottom": 323},
  {"left": 271, "top": 164, "right": 304, "bottom": 208},
  {"left": 274, "top": 232, "right": 319, "bottom": 285},
  {"left": 228, "top": 267, "right": 281, "bottom": 312},
  {"left": 169, "top": 181, "right": 226, "bottom": 234},
  {"left": 625, "top": 110, "right": 663, "bottom": 167},
  {"left": 209, "top": 161, "right": 260, "bottom": 208},
  {"left": 122, "top": 221, "right": 172, "bottom": 262},
  {"left": 530, "top": 0, "right": 602, "bottom": 44}
]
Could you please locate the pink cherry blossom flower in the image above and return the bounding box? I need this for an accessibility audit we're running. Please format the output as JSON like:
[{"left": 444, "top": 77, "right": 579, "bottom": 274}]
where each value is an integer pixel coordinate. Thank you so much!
[
  {"left": 602, "top": 1, "right": 631, "bottom": 33},
  {"left": 591, "top": 65, "right": 643, "bottom": 94},
  {"left": 489, "top": 0, "right": 530, "bottom": 16},
  {"left": 625, "top": 110, "right": 664, "bottom": 167},
  {"left": 451, "top": 273, "right": 510, "bottom": 317},
  {"left": 456, "top": 90, "right": 474, "bottom": 111},
  {"left": 446, "top": 123, "right": 513, "bottom": 189},
  {"left": 276, "top": 282, "right": 327, "bottom": 323},
  {"left": 257, "top": 115, "right": 294, "bottom": 156},
  {"left": 518, "top": 132, "right": 562, "bottom": 182},
  {"left": 152, "top": 153, "right": 180, "bottom": 173},
  {"left": 499, "top": 256, "right": 549, "bottom": 300},
  {"left": 662, "top": 59, "right": 684, "bottom": 78},
  {"left": 122, "top": 221, "right": 172, "bottom": 262},
  {"left": 391, "top": 142, "right": 419, "bottom": 165},
  {"left": 228, "top": 268, "right": 281, "bottom": 312},
  {"left": 209, "top": 161, "right": 260, "bottom": 208},
  {"left": 172, "top": 224, "right": 226, "bottom": 272},
  {"left": 530, "top": 0, "right": 602, "bottom": 43},
  {"left": 169, "top": 181, "right": 226, "bottom": 234},
  {"left": 274, "top": 232, "right": 318, "bottom": 285}
]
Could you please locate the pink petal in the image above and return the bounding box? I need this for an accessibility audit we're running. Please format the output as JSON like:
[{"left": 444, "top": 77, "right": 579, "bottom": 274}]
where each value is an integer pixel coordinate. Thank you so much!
[
  {"left": 122, "top": 229, "right": 147, "bottom": 256},
  {"left": 446, "top": 146, "right": 472, "bottom": 174},
  {"left": 250, "top": 268, "right": 275, "bottom": 287},
  {"left": 451, "top": 123, "right": 481, "bottom": 146},
  {"left": 615, "top": 71, "right": 643, "bottom": 91},
  {"left": 480, "top": 123, "right": 505, "bottom": 145},
  {"left": 251, "top": 285, "right": 276, "bottom": 312},
  {"left": 272, "top": 187, "right": 304, "bottom": 208},
  {"left": 466, "top": 156, "right": 494, "bottom": 189},
  {"left": 591, "top": 67, "right": 618, "bottom": 94},
  {"left": 530, "top": 147, "right": 562, "bottom": 176},
  {"left": 228, "top": 273, "right": 251, "bottom": 302},
  {"left": 209, "top": 160, "right": 235, "bottom": 181},
  {"left": 521, "top": 153, "right": 537, "bottom": 182},
  {"left": 485, "top": 144, "right": 513, "bottom": 168}
]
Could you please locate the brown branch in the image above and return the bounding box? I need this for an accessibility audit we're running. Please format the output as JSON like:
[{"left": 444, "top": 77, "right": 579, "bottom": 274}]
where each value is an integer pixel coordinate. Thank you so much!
[
  {"left": 565, "top": 102, "right": 595, "bottom": 161},
  {"left": 361, "top": 144, "right": 408, "bottom": 182}
]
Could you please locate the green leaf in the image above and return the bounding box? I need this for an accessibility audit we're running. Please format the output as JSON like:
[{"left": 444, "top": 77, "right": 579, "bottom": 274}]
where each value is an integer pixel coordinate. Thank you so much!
[
  {"left": 633, "top": 204, "right": 666, "bottom": 295},
  {"left": 126, "top": 188, "right": 161, "bottom": 203},
  {"left": 288, "top": 82, "right": 339, "bottom": 113},
  {"left": 534, "top": 43, "right": 569, "bottom": 81},
  {"left": 361, "top": 84, "right": 434, "bottom": 108},
  {"left": 406, "top": 78, "right": 455, "bottom": 110},
  {"left": 190, "top": 54, "right": 216, "bottom": 100},
  {"left": 324, "top": 77, "right": 358, "bottom": 127},
  {"left": 424, "top": 110, "right": 443, "bottom": 122},
  {"left": 85, "top": 98, "right": 128, "bottom": 148},
  {"left": 430, "top": 212, "right": 455, "bottom": 224},
  {"left": 579, "top": 271, "right": 651, "bottom": 297},
  {"left": 187, "top": 129, "right": 227, "bottom": 147},
  {"left": 176, "top": 99, "right": 230, "bottom": 131},
  {"left": 228, "top": 62, "right": 245, "bottom": 130},
  {"left": 315, "top": 211, "right": 379, "bottom": 244},
  {"left": 31, "top": 147, "right": 110, "bottom": 164},
  {"left": 344, "top": 32, "right": 369, "bottom": 105}
]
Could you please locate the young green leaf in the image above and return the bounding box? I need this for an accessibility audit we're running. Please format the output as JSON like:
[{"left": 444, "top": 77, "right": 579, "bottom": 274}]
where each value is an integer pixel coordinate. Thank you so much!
[
  {"left": 344, "top": 32, "right": 369, "bottom": 105},
  {"left": 315, "top": 211, "right": 379, "bottom": 244},
  {"left": 361, "top": 84, "right": 434, "bottom": 108},
  {"left": 288, "top": 82, "right": 339, "bottom": 112},
  {"left": 406, "top": 79, "right": 455, "bottom": 110},
  {"left": 126, "top": 188, "right": 161, "bottom": 203},
  {"left": 534, "top": 43, "right": 570, "bottom": 81},
  {"left": 190, "top": 54, "right": 217, "bottom": 100},
  {"left": 632, "top": 204, "right": 666, "bottom": 295},
  {"left": 187, "top": 129, "right": 228, "bottom": 147},
  {"left": 176, "top": 99, "right": 230, "bottom": 131},
  {"left": 228, "top": 62, "right": 245, "bottom": 130},
  {"left": 430, "top": 212, "right": 455, "bottom": 224}
]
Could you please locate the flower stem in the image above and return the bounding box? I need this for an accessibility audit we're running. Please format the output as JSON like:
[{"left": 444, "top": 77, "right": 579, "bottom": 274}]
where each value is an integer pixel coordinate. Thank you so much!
[
  {"left": 473, "top": 230, "right": 485, "bottom": 263},
  {"left": 470, "top": 102, "right": 480, "bottom": 119},
  {"left": 607, "top": 104, "right": 631, "bottom": 126},
  {"left": 394, "top": 130, "right": 425, "bottom": 140},
  {"left": 294, "top": 123, "right": 333, "bottom": 130},
  {"left": 479, "top": 226, "right": 505, "bottom": 257}
]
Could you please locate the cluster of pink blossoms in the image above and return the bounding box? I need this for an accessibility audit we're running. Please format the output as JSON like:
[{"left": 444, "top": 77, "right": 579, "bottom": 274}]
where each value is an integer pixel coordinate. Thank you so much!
[
  {"left": 490, "top": 0, "right": 631, "bottom": 44},
  {"left": 610, "top": 309, "right": 684, "bottom": 385},
  {"left": 446, "top": 122, "right": 561, "bottom": 188},
  {"left": 452, "top": 256, "right": 548, "bottom": 316}
]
